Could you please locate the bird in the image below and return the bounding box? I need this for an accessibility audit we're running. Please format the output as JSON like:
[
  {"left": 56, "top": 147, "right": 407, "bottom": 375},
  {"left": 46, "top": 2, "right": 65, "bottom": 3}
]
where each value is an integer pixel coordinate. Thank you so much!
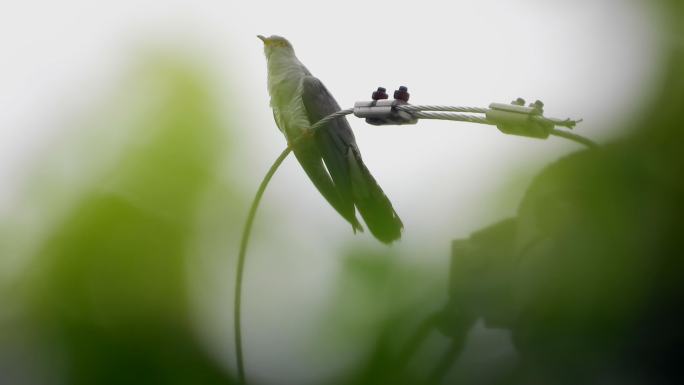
[{"left": 257, "top": 34, "right": 403, "bottom": 243}]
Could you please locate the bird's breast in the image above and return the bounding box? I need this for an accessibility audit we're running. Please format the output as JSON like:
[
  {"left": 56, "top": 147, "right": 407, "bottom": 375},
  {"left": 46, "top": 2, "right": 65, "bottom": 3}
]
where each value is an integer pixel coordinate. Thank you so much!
[{"left": 270, "top": 78, "right": 311, "bottom": 141}]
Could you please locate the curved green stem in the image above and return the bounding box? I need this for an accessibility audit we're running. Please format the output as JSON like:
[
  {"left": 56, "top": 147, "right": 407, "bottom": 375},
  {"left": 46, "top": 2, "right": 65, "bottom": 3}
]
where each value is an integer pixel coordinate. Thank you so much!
[
  {"left": 550, "top": 128, "right": 599, "bottom": 149},
  {"left": 395, "top": 312, "right": 441, "bottom": 371},
  {"left": 235, "top": 146, "right": 292, "bottom": 385},
  {"left": 427, "top": 338, "right": 464, "bottom": 385}
]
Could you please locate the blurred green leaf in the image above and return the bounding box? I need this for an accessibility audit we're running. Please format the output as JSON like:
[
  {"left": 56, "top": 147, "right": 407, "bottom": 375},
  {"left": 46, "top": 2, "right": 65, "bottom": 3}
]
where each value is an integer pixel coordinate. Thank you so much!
[{"left": 15, "top": 53, "right": 235, "bottom": 385}]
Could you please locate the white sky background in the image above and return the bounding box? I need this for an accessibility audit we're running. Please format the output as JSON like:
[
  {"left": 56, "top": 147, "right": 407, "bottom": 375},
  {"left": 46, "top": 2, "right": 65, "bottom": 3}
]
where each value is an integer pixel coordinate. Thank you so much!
[{"left": 0, "top": 0, "right": 666, "bottom": 384}]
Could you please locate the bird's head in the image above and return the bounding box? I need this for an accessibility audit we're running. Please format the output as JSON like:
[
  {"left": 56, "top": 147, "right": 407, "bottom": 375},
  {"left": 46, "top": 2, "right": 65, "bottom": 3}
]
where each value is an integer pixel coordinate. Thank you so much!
[{"left": 257, "top": 35, "right": 295, "bottom": 59}]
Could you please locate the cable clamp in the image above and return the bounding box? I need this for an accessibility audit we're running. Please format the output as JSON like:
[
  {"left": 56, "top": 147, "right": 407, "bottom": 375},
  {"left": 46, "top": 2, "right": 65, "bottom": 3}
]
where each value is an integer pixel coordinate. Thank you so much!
[{"left": 353, "top": 99, "right": 418, "bottom": 126}]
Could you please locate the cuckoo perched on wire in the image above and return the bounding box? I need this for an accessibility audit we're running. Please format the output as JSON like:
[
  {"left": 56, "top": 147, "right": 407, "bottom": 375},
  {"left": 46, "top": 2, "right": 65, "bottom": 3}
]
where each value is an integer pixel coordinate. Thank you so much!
[{"left": 258, "top": 35, "right": 403, "bottom": 243}]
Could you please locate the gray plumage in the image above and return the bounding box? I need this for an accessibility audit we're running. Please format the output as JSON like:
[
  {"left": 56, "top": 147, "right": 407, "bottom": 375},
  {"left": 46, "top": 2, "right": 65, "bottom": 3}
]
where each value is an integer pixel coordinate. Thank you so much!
[{"left": 259, "top": 35, "right": 402, "bottom": 243}]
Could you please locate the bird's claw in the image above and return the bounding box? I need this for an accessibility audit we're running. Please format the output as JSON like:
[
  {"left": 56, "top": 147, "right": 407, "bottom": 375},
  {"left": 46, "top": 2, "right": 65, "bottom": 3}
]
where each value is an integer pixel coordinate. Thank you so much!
[{"left": 289, "top": 129, "right": 314, "bottom": 148}]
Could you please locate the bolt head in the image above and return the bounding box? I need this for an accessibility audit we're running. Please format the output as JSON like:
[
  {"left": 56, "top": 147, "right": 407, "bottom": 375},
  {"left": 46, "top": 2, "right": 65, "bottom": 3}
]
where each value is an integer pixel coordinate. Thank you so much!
[
  {"left": 393, "top": 86, "right": 410, "bottom": 102},
  {"left": 372, "top": 87, "right": 389, "bottom": 100},
  {"left": 529, "top": 100, "right": 544, "bottom": 113}
]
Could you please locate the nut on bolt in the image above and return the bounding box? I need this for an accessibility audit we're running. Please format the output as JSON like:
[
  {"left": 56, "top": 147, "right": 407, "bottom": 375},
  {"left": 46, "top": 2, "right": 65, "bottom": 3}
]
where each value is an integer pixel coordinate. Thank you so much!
[
  {"left": 372, "top": 87, "right": 389, "bottom": 100},
  {"left": 393, "top": 86, "right": 410, "bottom": 102},
  {"left": 530, "top": 100, "right": 544, "bottom": 113},
  {"left": 511, "top": 97, "right": 526, "bottom": 106}
]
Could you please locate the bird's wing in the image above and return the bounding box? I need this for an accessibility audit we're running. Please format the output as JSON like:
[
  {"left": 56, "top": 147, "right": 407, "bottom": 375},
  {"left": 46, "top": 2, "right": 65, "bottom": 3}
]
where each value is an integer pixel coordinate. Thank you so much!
[
  {"left": 272, "top": 109, "right": 285, "bottom": 134},
  {"left": 291, "top": 139, "right": 362, "bottom": 232},
  {"left": 301, "top": 76, "right": 403, "bottom": 243},
  {"left": 268, "top": 78, "right": 360, "bottom": 231},
  {"left": 300, "top": 76, "right": 356, "bottom": 206}
]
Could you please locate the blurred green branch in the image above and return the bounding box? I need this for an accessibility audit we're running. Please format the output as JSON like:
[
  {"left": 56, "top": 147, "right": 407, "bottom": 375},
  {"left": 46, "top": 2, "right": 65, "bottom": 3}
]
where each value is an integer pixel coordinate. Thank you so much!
[{"left": 234, "top": 146, "right": 292, "bottom": 384}]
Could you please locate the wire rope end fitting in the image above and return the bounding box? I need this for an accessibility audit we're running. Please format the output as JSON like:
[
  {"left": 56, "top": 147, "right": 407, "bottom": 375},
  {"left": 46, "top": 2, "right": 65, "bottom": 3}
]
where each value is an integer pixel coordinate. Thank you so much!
[{"left": 487, "top": 99, "right": 582, "bottom": 139}]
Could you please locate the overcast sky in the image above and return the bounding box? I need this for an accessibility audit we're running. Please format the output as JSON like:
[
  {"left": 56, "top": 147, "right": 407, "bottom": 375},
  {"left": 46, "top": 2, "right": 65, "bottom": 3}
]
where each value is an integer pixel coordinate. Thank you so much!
[{"left": 0, "top": 0, "right": 664, "bottom": 222}]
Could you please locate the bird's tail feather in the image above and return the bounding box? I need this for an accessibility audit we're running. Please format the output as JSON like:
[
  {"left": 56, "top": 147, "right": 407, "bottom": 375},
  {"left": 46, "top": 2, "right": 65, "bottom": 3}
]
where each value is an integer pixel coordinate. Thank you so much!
[
  {"left": 294, "top": 144, "right": 363, "bottom": 233},
  {"left": 347, "top": 148, "right": 403, "bottom": 243}
]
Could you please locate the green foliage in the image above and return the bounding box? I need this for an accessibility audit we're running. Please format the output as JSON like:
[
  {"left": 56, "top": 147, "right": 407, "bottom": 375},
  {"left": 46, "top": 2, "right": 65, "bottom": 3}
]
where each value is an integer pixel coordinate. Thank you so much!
[
  {"left": 436, "top": 32, "right": 684, "bottom": 383},
  {"left": 13, "top": 55, "right": 235, "bottom": 385}
]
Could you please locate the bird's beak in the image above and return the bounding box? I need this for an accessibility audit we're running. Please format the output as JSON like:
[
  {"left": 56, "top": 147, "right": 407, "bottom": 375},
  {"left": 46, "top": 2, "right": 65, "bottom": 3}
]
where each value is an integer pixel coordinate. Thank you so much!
[{"left": 257, "top": 35, "right": 267, "bottom": 43}]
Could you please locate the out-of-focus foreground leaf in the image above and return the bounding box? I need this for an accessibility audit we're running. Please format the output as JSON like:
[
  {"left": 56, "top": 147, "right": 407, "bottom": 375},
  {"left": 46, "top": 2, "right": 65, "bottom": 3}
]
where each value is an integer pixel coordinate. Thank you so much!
[
  {"left": 440, "top": 12, "right": 684, "bottom": 384},
  {"left": 5, "top": 55, "right": 235, "bottom": 385}
]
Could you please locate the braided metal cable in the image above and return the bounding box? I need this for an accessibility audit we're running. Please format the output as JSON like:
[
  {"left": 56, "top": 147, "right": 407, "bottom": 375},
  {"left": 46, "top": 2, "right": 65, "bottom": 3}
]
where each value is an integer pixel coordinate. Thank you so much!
[
  {"left": 411, "top": 111, "right": 493, "bottom": 125},
  {"left": 293, "top": 106, "right": 596, "bottom": 149},
  {"left": 310, "top": 108, "right": 354, "bottom": 132},
  {"left": 396, "top": 105, "right": 489, "bottom": 114}
]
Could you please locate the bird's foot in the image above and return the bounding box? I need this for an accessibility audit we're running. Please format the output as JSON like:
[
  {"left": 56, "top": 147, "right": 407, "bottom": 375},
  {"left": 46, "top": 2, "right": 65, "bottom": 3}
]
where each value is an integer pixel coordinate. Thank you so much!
[
  {"left": 300, "top": 129, "right": 315, "bottom": 140},
  {"left": 289, "top": 129, "right": 314, "bottom": 148}
]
